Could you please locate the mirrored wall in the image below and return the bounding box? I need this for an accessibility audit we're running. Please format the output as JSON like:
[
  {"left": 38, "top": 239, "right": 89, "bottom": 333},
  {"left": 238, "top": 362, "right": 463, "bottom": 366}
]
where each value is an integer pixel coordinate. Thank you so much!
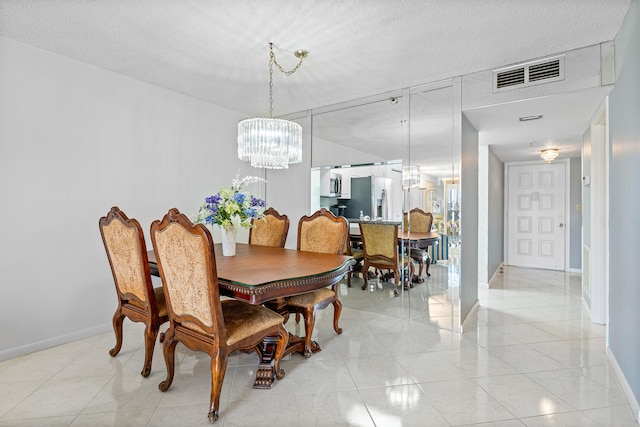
[{"left": 309, "top": 81, "right": 462, "bottom": 331}]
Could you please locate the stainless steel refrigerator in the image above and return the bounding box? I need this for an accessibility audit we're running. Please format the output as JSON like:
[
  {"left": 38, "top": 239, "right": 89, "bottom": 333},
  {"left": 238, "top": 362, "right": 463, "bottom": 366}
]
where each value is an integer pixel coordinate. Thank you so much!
[{"left": 343, "top": 176, "right": 389, "bottom": 220}]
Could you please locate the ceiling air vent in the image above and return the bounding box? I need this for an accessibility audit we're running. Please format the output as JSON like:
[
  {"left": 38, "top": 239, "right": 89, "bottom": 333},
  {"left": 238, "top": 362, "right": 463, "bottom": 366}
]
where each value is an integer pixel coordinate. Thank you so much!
[
  {"left": 496, "top": 67, "right": 525, "bottom": 88},
  {"left": 493, "top": 55, "right": 564, "bottom": 92}
]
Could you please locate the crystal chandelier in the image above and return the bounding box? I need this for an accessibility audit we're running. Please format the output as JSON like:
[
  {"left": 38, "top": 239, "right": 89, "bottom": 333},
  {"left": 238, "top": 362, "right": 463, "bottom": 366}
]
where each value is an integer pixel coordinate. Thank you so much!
[
  {"left": 540, "top": 148, "right": 559, "bottom": 163},
  {"left": 402, "top": 165, "right": 420, "bottom": 188},
  {"left": 238, "top": 43, "right": 308, "bottom": 169}
]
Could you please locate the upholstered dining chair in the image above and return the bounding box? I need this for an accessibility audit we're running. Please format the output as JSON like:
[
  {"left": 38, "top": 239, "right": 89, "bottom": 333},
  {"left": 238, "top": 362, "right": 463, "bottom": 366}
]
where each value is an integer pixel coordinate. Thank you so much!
[
  {"left": 404, "top": 208, "right": 434, "bottom": 280},
  {"left": 249, "top": 207, "right": 290, "bottom": 248},
  {"left": 99, "top": 206, "right": 168, "bottom": 378},
  {"left": 150, "top": 208, "right": 288, "bottom": 424},
  {"left": 283, "top": 208, "right": 348, "bottom": 358},
  {"left": 359, "top": 222, "right": 412, "bottom": 296},
  {"left": 344, "top": 235, "right": 364, "bottom": 288}
]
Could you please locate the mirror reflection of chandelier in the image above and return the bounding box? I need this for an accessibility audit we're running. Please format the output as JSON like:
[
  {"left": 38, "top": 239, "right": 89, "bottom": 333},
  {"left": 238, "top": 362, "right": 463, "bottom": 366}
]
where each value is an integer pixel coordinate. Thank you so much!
[
  {"left": 540, "top": 148, "right": 559, "bottom": 163},
  {"left": 402, "top": 165, "right": 420, "bottom": 188},
  {"left": 237, "top": 43, "right": 308, "bottom": 169}
]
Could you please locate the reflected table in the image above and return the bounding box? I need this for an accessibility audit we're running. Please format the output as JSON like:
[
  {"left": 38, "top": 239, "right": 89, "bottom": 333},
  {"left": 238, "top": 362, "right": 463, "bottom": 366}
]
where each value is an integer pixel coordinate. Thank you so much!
[{"left": 349, "top": 229, "right": 441, "bottom": 283}]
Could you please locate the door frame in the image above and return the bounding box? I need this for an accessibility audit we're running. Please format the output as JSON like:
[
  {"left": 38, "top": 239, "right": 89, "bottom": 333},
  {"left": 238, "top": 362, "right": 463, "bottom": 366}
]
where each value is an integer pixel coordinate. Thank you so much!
[
  {"left": 587, "top": 99, "right": 608, "bottom": 325},
  {"left": 503, "top": 158, "right": 571, "bottom": 270}
]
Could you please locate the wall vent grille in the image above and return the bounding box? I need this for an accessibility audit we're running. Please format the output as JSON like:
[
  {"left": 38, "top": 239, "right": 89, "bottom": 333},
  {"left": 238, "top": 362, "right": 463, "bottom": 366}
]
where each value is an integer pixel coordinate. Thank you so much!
[
  {"left": 496, "top": 68, "right": 525, "bottom": 88},
  {"left": 494, "top": 55, "right": 564, "bottom": 92}
]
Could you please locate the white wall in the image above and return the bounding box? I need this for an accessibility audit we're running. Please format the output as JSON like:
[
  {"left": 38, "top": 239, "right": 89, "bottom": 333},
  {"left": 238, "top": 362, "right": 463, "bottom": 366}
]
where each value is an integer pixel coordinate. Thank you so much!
[
  {"left": 265, "top": 113, "right": 312, "bottom": 249},
  {"left": 569, "top": 157, "right": 583, "bottom": 270},
  {"left": 487, "top": 146, "right": 505, "bottom": 282},
  {"left": 0, "top": 37, "right": 250, "bottom": 359},
  {"left": 460, "top": 114, "right": 479, "bottom": 325},
  {"left": 478, "top": 146, "right": 489, "bottom": 284}
]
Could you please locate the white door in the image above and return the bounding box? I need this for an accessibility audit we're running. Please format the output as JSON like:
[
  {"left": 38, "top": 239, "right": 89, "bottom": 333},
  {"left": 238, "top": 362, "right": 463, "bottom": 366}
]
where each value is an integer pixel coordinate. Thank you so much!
[{"left": 506, "top": 162, "right": 566, "bottom": 270}]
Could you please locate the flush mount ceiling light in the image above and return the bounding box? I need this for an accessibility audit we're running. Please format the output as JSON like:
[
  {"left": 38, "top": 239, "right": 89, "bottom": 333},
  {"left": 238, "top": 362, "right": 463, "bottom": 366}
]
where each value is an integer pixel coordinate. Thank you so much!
[
  {"left": 237, "top": 43, "right": 309, "bottom": 169},
  {"left": 519, "top": 114, "right": 543, "bottom": 122},
  {"left": 540, "top": 148, "right": 559, "bottom": 163}
]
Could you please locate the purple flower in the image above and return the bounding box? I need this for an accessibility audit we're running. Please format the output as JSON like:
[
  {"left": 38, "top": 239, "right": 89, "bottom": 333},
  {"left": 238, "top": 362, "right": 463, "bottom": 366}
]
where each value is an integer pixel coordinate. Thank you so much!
[
  {"left": 205, "top": 193, "right": 221, "bottom": 204},
  {"left": 251, "top": 195, "right": 265, "bottom": 207}
]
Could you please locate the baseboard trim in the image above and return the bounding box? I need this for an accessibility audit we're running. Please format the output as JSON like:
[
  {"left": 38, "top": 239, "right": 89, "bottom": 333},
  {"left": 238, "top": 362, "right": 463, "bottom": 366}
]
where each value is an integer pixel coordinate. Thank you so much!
[
  {"left": 582, "top": 296, "right": 592, "bottom": 318},
  {"left": 488, "top": 262, "right": 504, "bottom": 289},
  {"left": 0, "top": 323, "right": 111, "bottom": 362},
  {"left": 607, "top": 346, "right": 640, "bottom": 423},
  {"left": 460, "top": 299, "right": 480, "bottom": 334}
]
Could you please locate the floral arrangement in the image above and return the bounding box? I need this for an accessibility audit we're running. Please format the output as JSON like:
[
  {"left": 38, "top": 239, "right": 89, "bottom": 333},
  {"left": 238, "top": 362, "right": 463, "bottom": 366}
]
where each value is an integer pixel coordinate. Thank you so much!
[{"left": 194, "top": 174, "right": 266, "bottom": 230}]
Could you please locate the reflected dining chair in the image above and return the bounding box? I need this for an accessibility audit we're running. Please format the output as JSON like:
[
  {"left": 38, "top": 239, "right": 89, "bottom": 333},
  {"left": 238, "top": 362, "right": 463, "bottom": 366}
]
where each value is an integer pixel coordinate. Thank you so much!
[
  {"left": 283, "top": 208, "right": 348, "bottom": 357},
  {"left": 344, "top": 234, "right": 364, "bottom": 288},
  {"left": 150, "top": 208, "right": 288, "bottom": 424},
  {"left": 404, "top": 208, "right": 434, "bottom": 280},
  {"left": 360, "top": 222, "right": 412, "bottom": 296},
  {"left": 99, "top": 206, "right": 168, "bottom": 377},
  {"left": 249, "top": 207, "right": 290, "bottom": 248}
]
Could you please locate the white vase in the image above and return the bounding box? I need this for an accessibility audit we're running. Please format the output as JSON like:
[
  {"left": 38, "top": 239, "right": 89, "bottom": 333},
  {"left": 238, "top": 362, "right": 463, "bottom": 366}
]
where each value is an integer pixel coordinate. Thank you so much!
[{"left": 220, "top": 225, "right": 237, "bottom": 256}]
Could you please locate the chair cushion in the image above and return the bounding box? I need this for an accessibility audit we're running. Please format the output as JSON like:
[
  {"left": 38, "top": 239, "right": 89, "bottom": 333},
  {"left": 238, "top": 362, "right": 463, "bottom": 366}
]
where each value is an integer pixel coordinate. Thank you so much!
[
  {"left": 409, "top": 248, "right": 429, "bottom": 262},
  {"left": 351, "top": 248, "right": 364, "bottom": 260},
  {"left": 221, "top": 300, "right": 284, "bottom": 347},
  {"left": 285, "top": 287, "right": 335, "bottom": 308}
]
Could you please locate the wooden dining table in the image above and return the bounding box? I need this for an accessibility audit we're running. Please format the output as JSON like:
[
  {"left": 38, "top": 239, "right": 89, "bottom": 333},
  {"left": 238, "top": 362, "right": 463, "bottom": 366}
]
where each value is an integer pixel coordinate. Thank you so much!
[{"left": 148, "top": 243, "right": 354, "bottom": 388}]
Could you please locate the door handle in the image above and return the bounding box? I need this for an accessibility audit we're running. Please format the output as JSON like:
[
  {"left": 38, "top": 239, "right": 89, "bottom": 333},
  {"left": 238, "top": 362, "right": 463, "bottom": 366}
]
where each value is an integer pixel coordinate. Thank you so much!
[{"left": 559, "top": 223, "right": 564, "bottom": 228}]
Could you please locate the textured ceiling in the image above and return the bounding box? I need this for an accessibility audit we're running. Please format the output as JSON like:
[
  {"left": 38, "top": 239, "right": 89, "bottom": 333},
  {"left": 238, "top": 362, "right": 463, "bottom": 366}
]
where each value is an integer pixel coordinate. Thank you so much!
[{"left": 0, "top": 0, "right": 631, "bottom": 168}]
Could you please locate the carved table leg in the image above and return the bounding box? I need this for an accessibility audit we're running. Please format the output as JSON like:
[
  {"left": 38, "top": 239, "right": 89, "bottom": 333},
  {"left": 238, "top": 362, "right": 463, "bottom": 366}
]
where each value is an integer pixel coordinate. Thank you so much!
[{"left": 253, "top": 336, "right": 278, "bottom": 389}]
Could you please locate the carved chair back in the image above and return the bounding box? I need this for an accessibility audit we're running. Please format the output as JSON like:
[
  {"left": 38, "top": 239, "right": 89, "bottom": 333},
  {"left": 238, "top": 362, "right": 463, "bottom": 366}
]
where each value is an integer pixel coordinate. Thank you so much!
[
  {"left": 297, "top": 208, "right": 348, "bottom": 255},
  {"left": 403, "top": 208, "right": 433, "bottom": 233},
  {"left": 150, "top": 208, "right": 226, "bottom": 343},
  {"left": 359, "top": 222, "right": 399, "bottom": 268},
  {"left": 249, "top": 207, "right": 290, "bottom": 248},
  {"left": 99, "top": 206, "right": 158, "bottom": 317}
]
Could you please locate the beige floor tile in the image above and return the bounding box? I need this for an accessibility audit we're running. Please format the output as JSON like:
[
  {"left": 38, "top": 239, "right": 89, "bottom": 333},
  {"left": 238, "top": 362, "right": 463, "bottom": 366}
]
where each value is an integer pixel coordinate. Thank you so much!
[
  {"left": 525, "top": 369, "right": 629, "bottom": 411},
  {"left": 474, "top": 373, "right": 575, "bottom": 418},
  {"left": 419, "top": 378, "right": 515, "bottom": 425},
  {"left": 359, "top": 384, "right": 450, "bottom": 427},
  {"left": 296, "top": 390, "right": 374, "bottom": 427},
  {"left": 70, "top": 408, "right": 154, "bottom": 427},
  {"left": 486, "top": 344, "right": 566, "bottom": 373},
  {"left": 344, "top": 355, "right": 413, "bottom": 388},
  {"left": 2, "top": 376, "right": 111, "bottom": 420},
  {"left": 519, "top": 411, "right": 601, "bottom": 426}
]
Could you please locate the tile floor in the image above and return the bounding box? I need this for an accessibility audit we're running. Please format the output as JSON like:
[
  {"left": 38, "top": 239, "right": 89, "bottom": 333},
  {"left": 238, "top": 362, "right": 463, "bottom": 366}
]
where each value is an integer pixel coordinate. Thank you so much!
[{"left": 0, "top": 265, "right": 637, "bottom": 426}]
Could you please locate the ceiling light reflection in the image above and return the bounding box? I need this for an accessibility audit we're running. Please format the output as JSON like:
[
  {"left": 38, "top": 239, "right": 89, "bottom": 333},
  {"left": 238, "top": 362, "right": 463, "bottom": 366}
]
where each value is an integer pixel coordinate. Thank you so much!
[
  {"left": 385, "top": 385, "right": 422, "bottom": 408},
  {"left": 539, "top": 397, "right": 556, "bottom": 414}
]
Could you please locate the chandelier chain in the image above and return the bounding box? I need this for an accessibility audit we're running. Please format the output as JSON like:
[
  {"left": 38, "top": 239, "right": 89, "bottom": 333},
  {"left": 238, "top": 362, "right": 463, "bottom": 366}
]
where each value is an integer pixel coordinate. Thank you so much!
[
  {"left": 268, "top": 52, "right": 274, "bottom": 118},
  {"left": 267, "top": 43, "right": 305, "bottom": 118},
  {"left": 271, "top": 49, "right": 305, "bottom": 76}
]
